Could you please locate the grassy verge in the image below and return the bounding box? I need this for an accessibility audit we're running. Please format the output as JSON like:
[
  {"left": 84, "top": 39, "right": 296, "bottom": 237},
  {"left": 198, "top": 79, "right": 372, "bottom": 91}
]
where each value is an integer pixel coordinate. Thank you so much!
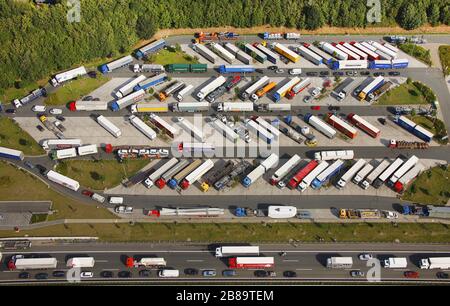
[
  {"left": 376, "top": 82, "right": 428, "bottom": 105},
  {"left": 399, "top": 43, "right": 432, "bottom": 66},
  {"left": 55, "top": 159, "right": 150, "bottom": 190},
  {"left": 44, "top": 76, "right": 110, "bottom": 106},
  {"left": 403, "top": 165, "right": 450, "bottom": 205},
  {"left": 0, "top": 161, "right": 114, "bottom": 220},
  {"left": 147, "top": 46, "right": 199, "bottom": 66},
  {"left": 2, "top": 222, "right": 450, "bottom": 243},
  {"left": 0, "top": 117, "right": 45, "bottom": 155},
  {"left": 0, "top": 78, "right": 49, "bottom": 103},
  {"left": 438, "top": 45, "right": 450, "bottom": 76}
]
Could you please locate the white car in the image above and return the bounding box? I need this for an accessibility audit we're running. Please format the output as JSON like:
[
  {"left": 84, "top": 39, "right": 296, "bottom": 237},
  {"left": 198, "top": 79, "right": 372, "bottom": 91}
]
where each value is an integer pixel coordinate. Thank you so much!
[
  {"left": 383, "top": 210, "right": 399, "bottom": 219},
  {"left": 50, "top": 108, "right": 63, "bottom": 115},
  {"left": 80, "top": 271, "right": 94, "bottom": 278},
  {"left": 158, "top": 149, "right": 169, "bottom": 156},
  {"left": 358, "top": 253, "right": 373, "bottom": 261},
  {"left": 143, "top": 178, "right": 153, "bottom": 189},
  {"left": 311, "top": 87, "right": 322, "bottom": 97},
  {"left": 289, "top": 68, "right": 302, "bottom": 75},
  {"left": 114, "top": 205, "right": 133, "bottom": 214},
  {"left": 32, "top": 105, "right": 46, "bottom": 112},
  {"left": 13, "top": 99, "right": 22, "bottom": 108},
  {"left": 277, "top": 181, "right": 286, "bottom": 189}
]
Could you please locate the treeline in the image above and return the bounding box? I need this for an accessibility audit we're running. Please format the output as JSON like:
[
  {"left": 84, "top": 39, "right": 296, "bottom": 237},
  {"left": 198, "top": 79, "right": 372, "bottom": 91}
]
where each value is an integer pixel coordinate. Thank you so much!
[{"left": 0, "top": 0, "right": 449, "bottom": 91}]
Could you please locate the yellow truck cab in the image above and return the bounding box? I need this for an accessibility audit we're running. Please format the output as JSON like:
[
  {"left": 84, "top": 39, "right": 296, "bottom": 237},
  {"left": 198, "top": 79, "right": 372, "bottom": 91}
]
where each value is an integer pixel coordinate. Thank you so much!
[
  {"left": 200, "top": 182, "right": 209, "bottom": 192},
  {"left": 39, "top": 115, "right": 47, "bottom": 123}
]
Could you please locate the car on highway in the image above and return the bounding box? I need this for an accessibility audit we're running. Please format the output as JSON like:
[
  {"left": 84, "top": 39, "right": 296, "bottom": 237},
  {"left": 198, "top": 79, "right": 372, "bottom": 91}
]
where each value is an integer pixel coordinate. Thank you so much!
[
  {"left": 52, "top": 271, "right": 66, "bottom": 278},
  {"left": 296, "top": 210, "right": 312, "bottom": 219},
  {"left": 36, "top": 125, "right": 44, "bottom": 132},
  {"left": 139, "top": 270, "right": 151, "bottom": 277},
  {"left": 100, "top": 271, "right": 114, "bottom": 278},
  {"left": 360, "top": 71, "right": 370, "bottom": 76},
  {"left": 389, "top": 71, "right": 400, "bottom": 76},
  {"left": 19, "top": 272, "right": 30, "bottom": 279},
  {"left": 50, "top": 108, "right": 62, "bottom": 115},
  {"left": 222, "top": 270, "right": 237, "bottom": 277},
  {"left": 311, "top": 106, "right": 321, "bottom": 111},
  {"left": 82, "top": 190, "right": 94, "bottom": 197},
  {"left": 306, "top": 72, "right": 318, "bottom": 77},
  {"left": 358, "top": 253, "right": 373, "bottom": 261},
  {"left": 437, "top": 272, "right": 449, "bottom": 279},
  {"left": 404, "top": 271, "right": 419, "bottom": 279},
  {"left": 333, "top": 71, "right": 344, "bottom": 76},
  {"left": 36, "top": 164, "right": 47, "bottom": 175},
  {"left": 373, "top": 72, "right": 385, "bottom": 77},
  {"left": 35, "top": 273, "right": 49, "bottom": 280},
  {"left": 118, "top": 271, "right": 132, "bottom": 278},
  {"left": 350, "top": 270, "right": 365, "bottom": 277},
  {"left": 268, "top": 65, "right": 278, "bottom": 71},
  {"left": 115, "top": 205, "right": 134, "bottom": 214},
  {"left": 254, "top": 270, "right": 276, "bottom": 277},
  {"left": 202, "top": 270, "right": 217, "bottom": 277},
  {"left": 6, "top": 108, "right": 16, "bottom": 114},
  {"left": 320, "top": 71, "right": 329, "bottom": 76},
  {"left": 275, "top": 69, "right": 284, "bottom": 74},
  {"left": 346, "top": 71, "right": 357, "bottom": 76},
  {"left": 289, "top": 68, "right": 302, "bottom": 75},
  {"left": 283, "top": 271, "right": 297, "bottom": 278},
  {"left": 184, "top": 268, "right": 199, "bottom": 276},
  {"left": 24, "top": 161, "right": 35, "bottom": 169},
  {"left": 80, "top": 271, "right": 94, "bottom": 278},
  {"left": 303, "top": 96, "right": 312, "bottom": 103}
]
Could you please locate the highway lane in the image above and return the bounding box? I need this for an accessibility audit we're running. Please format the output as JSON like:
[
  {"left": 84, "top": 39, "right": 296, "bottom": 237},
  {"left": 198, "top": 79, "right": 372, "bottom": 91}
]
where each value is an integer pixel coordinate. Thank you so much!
[{"left": 1, "top": 243, "right": 450, "bottom": 283}]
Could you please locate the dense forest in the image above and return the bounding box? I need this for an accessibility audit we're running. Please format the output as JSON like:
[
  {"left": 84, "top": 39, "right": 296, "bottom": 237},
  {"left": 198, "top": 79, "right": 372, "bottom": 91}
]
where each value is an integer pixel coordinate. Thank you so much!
[{"left": 0, "top": 0, "right": 449, "bottom": 91}]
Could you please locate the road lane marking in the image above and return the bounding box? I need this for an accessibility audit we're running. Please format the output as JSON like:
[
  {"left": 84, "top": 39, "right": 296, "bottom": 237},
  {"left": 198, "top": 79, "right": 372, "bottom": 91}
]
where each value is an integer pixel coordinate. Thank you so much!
[
  {"left": 283, "top": 259, "right": 299, "bottom": 262},
  {"left": 186, "top": 260, "right": 204, "bottom": 262},
  {"left": 296, "top": 268, "right": 313, "bottom": 271}
]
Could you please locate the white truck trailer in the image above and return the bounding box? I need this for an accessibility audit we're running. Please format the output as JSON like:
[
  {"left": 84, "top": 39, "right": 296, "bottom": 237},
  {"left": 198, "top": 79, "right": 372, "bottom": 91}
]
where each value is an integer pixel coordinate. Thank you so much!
[
  {"left": 388, "top": 155, "right": 419, "bottom": 187},
  {"left": 298, "top": 161, "right": 329, "bottom": 192},
  {"left": 210, "top": 42, "right": 235, "bottom": 63},
  {"left": 326, "top": 257, "right": 353, "bottom": 268},
  {"left": 336, "top": 159, "right": 366, "bottom": 189},
  {"left": 180, "top": 159, "right": 215, "bottom": 189},
  {"left": 314, "top": 150, "right": 354, "bottom": 161},
  {"left": 361, "top": 160, "right": 390, "bottom": 189},
  {"left": 215, "top": 246, "right": 260, "bottom": 257},
  {"left": 268, "top": 206, "right": 297, "bottom": 219},
  {"left": 175, "top": 84, "right": 194, "bottom": 102},
  {"left": 373, "top": 157, "right": 404, "bottom": 189},
  {"left": 96, "top": 115, "right": 122, "bottom": 138},
  {"left": 51, "top": 66, "right": 87, "bottom": 87},
  {"left": 304, "top": 114, "right": 336, "bottom": 139},
  {"left": 242, "top": 153, "right": 279, "bottom": 187},
  {"left": 66, "top": 257, "right": 95, "bottom": 268},
  {"left": 196, "top": 76, "right": 226, "bottom": 101},
  {"left": 270, "top": 154, "right": 301, "bottom": 185},
  {"left": 420, "top": 257, "right": 450, "bottom": 269},
  {"left": 352, "top": 163, "right": 374, "bottom": 185},
  {"left": 8, "top": 256, "right": 58, "bottom": 270},
  {"left": 177, "top": 117, "right": 205, "bottom": 142},
  {"left": 116, "top": 75, "right": 146, "bottom": 98},
  {"left": 217, "top": 102, "right": 254, "bottom": 112},
  {"left": 193, "top": 43, "right": 219, "bottom": 63},
  {"left": 46, "top": 170, "right": 80, "bottom": 191},
  {"left": 383, "top": 257, "right": 408, "bottom": 269},
  {"left": 240, "top": 76, "right": 270, "bottom": 100},
  {"left": 129, "top": 115, "right": 157, "bottom": 140}
]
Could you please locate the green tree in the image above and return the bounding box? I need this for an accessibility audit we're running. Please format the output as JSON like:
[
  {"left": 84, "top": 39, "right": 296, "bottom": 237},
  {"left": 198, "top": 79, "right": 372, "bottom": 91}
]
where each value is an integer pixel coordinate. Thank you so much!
[
  {"left": 304, "top": 5, "right": 324, "bottom": 30},
  {"left": 398, "top": 3, "right": 426, "bottom": 30},
  {"left": 136, "top": 14, "right": 158, "bottom": 39},
  {"left": 427, "top": 3, "right": 441, "bottom": 26}
]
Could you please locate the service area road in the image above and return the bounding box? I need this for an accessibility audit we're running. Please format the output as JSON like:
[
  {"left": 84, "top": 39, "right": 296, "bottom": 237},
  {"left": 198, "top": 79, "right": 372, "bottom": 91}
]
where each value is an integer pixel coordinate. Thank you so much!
[{"left": 1, "top": 243, "right": 450, "bottom": 284}]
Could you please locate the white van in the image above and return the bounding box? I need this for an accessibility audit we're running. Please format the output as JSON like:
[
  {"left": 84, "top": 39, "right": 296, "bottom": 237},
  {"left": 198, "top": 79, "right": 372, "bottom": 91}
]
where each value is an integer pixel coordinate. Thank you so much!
[
  {"left": 92, "top": 193, "right": 105, "bottom": 204},
  {"left": 50, "top": 108, "right": 63, "bottom": 115},
  {"left": 32, "top": 105, "right": 46, "bottom": 112},
  {"left": 158, "top": 269, "right": 179, "bottom": 278},
  {"left": 289, "top": 68, "right": 302, "bottom": 75},
  {"left": 108, "top": 196, "right": 124, "bottom": 205}
]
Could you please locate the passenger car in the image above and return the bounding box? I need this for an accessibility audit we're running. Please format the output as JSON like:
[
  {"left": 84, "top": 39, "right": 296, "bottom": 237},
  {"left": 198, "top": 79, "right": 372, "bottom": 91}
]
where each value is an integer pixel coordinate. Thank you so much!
[
  {"left": 52, "top": 271, "right": 66, "bottom": 277},
  {"left": 36, "top": 125, "right": 44, "bottom": 132},
  {"left": 350, "top": 270, "right": 365, "bottom": 277},
  {"left": 184, "top": 268, "right": 199, "bottom": 276},
  {"left": 82, "top": 190, "right": 94, "bottom": 197},
  {"left": 202, "top": 270, "right": 217, "bottom": 277},
  {"left": 114, "top": 205, "right": 133, "bottom": 213},
  {"left": 222, "top": 270, "right": 237, "bottom": 277},
  {"left": 118, "top": 271, "right": 132, "bottom": 278},
  {"left": 80, "top": 271, "right": 94, "bottom": 278},
  {"left": 283, "top": 271, "right": 297, "bottom": 278},
  {"left": 358, "top": 253, "right": 373, "bottom": 261},
  {"left": 35, "top": 273, "right": 49, "bottom": 280},
  {"left": 404, "top": 271, "right": 419, "bottom": 278},
  {"left": 100, "top": 271, "right": 114, "bottom": 278}
]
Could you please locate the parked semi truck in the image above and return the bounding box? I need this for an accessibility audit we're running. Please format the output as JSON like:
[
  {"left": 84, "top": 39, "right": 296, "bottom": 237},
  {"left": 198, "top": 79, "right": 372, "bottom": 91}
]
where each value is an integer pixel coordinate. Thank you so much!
[
  {"left": 51, "top": 66, "right": 87, "bottom": 86},
  {"left": 242, "top": 154, "right": 279, "bottom": 187},
  {"left": 251, "top": 82, "right": 277, "bottom": 102},
  {"left": 158, "top": 81, "right": 185, "bottom": 101},
  {"left": 217, "top": 102, "right": 254, "bottom": 112},
  {"left": 285, "top": 78, "right": 311, "bottom": 100},
  {"left": 131, "top": 103, "right": 169, "bottom": 113},
  {"left": 325, "top": 114, "right": 358, "bottom": 139},
  {"left": 126, "top": 257, "right": 167, "bottom": 268},
  {"left": 257, "top": 103, "right": 291, "bottom": 112},
  {"left": 149, "top": 114, "right": 178, "bottom": 138},
  {"left": 420, "top": 257, "right": 450, "bottom": 269},
  {"left": 358, "top": 76, "right": 384, "bottom": 100},
  {"left": 197, "top": 76, "right": 226, "bottom": 101},
  {"left": 361, "top": 160, "right": 390, "bottom": 189},
  {"left": 388, "top": 155, "right": 419, "bottom": 187},
  {"left": 144, "top": 158, "right": 179, "bottom": 189},
  {"left": 168, "top": 159, "right": 202, "bottom": 189},
  {"left": 270, "top": 154, "right": 301, "bottom": 185},
  {"left": 210, "top": 42, "right": 235, "bottom": 64},
  {"left": 133, "top": 73, "right": 168, "bottom": 92},
  {"left": 314, "top": 150, "right": 354, "bottom": 161},
  {"left": 294, "top": 45, "right": 322, "bottom": 65},
  {"left": 243, "top": 43, "right": 267, "bottom": 63},
  {"left": 347, "top": 113, "right": 380, "bottom": 138},
  {"left": 254, "top": 43, "right": 278, "bottom": 64},
  {"left": 352, "top": 163, "right": 374, "bottom": 185},
  {"left": 240, "top": 76, "right": 270, "bottom": 100},
  {"left": 311, "top": 159, "right": 344, "bottom": 189},
  {"left": 273, "top": 77, "right": 301, "bottom": 102},
  {"left": 154, "top": 160, "right": 190, "bottom": 189},
  {"left": 272, "top": 42, "right": 300, "bottom": 62},
  {"left": 116, "top": 75, "right": 146, "bottom": 98},
  {"left": 394, "top": 116, "right": 434, "bottom": 143},
  {"left": 135, "top": 39, "right": 166, "bottom": 59},
  {"left": 96, "top": 115, "right": 122, "bottom": 137},
  {"left": 13, "top": 87, "right": 47, "bottom": 108},
  {"left": 200, "top": 160, "right": 235, "bottom": 192},
  {"left": 111, "top": 89, "right": 146, "bottom": 111},
  {"left": 304, "top": 114, "right": 336, "bottom": 139},
  {"left": 8, "top": 255, "right": 58, "bottom": 270},
  {"left": 297, "top": 161, "right": 329, "bottom": 192},
  {"left": 173, "top": 102, "right": 210, "bottom": 112},
  {"left": 393, "top": 163, "right": 425, "bottom": 193},
  {"left": 214, "top": 161, "right": 251, "bottom": 191},
  {"left": 133, "top": 64, "right": 165, "bottom": 73},
  {"left": 69, "top": 101, "right": 109, "bottom": 111},
  {"left": 100, "top": 55, "right": 133, "bottom": 74},
  {"left": 180, "top": 159, "right": 214, "bottom": 189},
  {"left": 175, "top": 84, "right": 194, "bottom": 102},
  {"left": 331, "top": 78, "right": 354, "bottom": 101},
  {"left": 193, "top": 43, "right": 218, "bottom": 63},
  {"left": 336, "top": 159, "right": 366, "bottom": 189},
  {"left": 46, "top": 170, "right": 80, "bottom": 191},
  {"left": 373, "top": 157, "right": 404, "bottom": 189},
  {"left": 288, "top": 160, "right": 318, "bottom": 189},
  {"left": 129, "top": 115, "right": 157, "bottom": 140}
]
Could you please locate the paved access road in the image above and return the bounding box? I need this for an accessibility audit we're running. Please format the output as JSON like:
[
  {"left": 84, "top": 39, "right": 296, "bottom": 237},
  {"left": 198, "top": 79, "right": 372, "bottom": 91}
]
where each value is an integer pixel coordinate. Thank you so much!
[{"left": 1, "top": 242, "right": 449, "bottom": 284}]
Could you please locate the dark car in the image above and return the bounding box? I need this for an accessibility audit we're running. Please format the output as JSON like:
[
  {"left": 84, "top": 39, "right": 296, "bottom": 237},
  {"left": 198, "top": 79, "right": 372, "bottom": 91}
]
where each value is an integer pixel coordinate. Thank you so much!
[
  {"left": 283, "top": 271, "right": 297, "bottom": 278},
  {"left": 268, "top": 65, "right": 278, "bottom": 71},
  {"left": 378, "top": 117, "right": 386, "bottom": 125},
  {"left": 36, "top": 125, "right": 44, "bottom": 132},
  {"left": 320, "top": 71, "right": 330, "bottom": 76},
  {"left": 118, "top": 271, "right": 132, "bottom": 278},
  {"left": 82, "top": 96, "right": 93, "bottom": 101},
  {"left": 93, "top": 98, "right": 100, "bottom": 101},
  {"left": 52, "top": 271, "right": 66, "bottom": 278},
  {"left": 6, "top": 109, "right": 16, "bottom": 114},
  {"left": 35, "top": 273, "right": 49, "bottom": 280},
  {"left": 333, "top": 71, "right": 344, "bottom": 76},
  {"left": 222, "top": 270, "right": 237, "bottom": 277},
  {"left": 56, "top": 115, "right": 66, "bottom": 122},
  {"left": 280, "top": 56, "right": 289, "bottom": 64},
  {"left": 139, "top": 270, "right": 151, "bottom": 277},
  {"left": 88, "top": 71, "right": 97, "bottom": 78},
  {"left": 437, "top": 272, "right": 449, "bottom": 279},
  {"left": 184, "top": 268, "right": 199, "bottom": 276},
  {"left": 18, "top": 272, "right": 30, "bottom": 279},
  {"left": 24, "top": 161, "right": 35, "bottom": 169},
  {"left": 256, "top": 69, "right": 264, "bottom": 74},
  {"left": 373, "top": 72, "right": 385, "bottom": 77},
  {"left": 254, "top": 270, "right": 269, "bottom": 277},
  {"left": 389, "top": 71, "right": 400, "bottom": 76},
  {"left": 82, "top": 190, "right": 94, "bottom": 197},
  {"left": 360, "top": 71, "right": 370, "bottom": 76},
  {"left": 328, "top": 106, "right": 341, "bottom": 111},
  {"left": 36, "top": 164, "right": 47, "bottom": 175},
  {"left": 306, "top": 72, "right": 318, "bottom": 77},
  {"left": 100, "top": 271, "right": 114, "bottom": 278}
]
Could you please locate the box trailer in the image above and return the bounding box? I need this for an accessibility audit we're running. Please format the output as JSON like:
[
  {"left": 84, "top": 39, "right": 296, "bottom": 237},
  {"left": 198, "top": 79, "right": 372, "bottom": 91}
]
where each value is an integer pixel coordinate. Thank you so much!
[
  {"left": 149, "top": 114, "right": 178, "bottom": 138},
  {"left": 252, "top": 82, "right": 277, "bottom": 102},
  {"left": 193, "top": 43, "right": 218, "bottom": 63},
  {"left": 96, "top": 115, "right": 121, "bottom": 137},
  {"left": 52, "top": 148, "right": 77, "bottom": 160},
  {"left": 69, "top": 100, "right": 108, "bottom": 111},
  {"left": 273, "top": 77, "right": 301, "bottom": 102},
  {"left": 325, "top": 114, "right": 358, "bottom": 139},
  {"left": 14, "top": 87, "right": 47, "bottom": 106},
  {"left": 218, "top": 65, "right": 255, "bottom": 74},
  {"left": 420, "top": 257, "right": 450, "bottom": 269},
  {"left": 242, "top": 153, "right": 279, "bottom": 187},
  {"left": 257, "top": 103, "right": 291, "bottom": 112},
  {"left": 0, "top": 147, "right": 24, "bottom": 161},
  {"left": 133, "top": 73, "right": 167, "bottom": 92},
  {"left": 272, "top": 43, "right": 300, "bottom": 63},
  {"left": 336, "top": 159, "right": 366, "bottom": 189},
  {"left": 340, "top": 42, "right": 368, "bottom": 59},
  {"left": 352, "top": 42, "right": 379, "bottom": 60},
  {"left": 244, "top": 43, "right": 267, "bottom": 63},
  {"left": 135, "top": 39, "right": 166, "bottom": 59},
  {"left": 228, "top": 257, "right": 274, "bottom": 269},
  {"left": 51, "top": 66, "right": 87, "bottom": 86},
  {"left": 42, "top": 139, "right": 82, "bottom": 150},
  {"left": 116, "top": 75, "right": 147, "bottom": 98},
  {"left": 217, "top": 102, "right": 254, "bottom": 112},
  {"left": 173, "top": 102, "right": 209, "bottom": 112},
  {"left": 384, "top": 257, "right": 407, "bottom": 269},
  {"left": 215, "top": 246, "right": 260, "bottom": 257},
  {"left": 373, "top": 157, "right": 404, "bottom": 189},
  {"left": 361, "top": 160, "right": 390, "bottom": 189},
  {"left": 286, "top": 78, "right": 311, "bottom": 99},
  {"left": 268, "top": 206, "right": 297, "bottom": 219},
  {"left": 319, "top": 42, "right": 348, "bottom": 60},
  {"left": 314, "top": 150, "right": 354, "bottom": 161},
  {"left": 111, "top": 89, "right": 145, "bottom": 111},
  {"left": 369, "top": 60, "right": 392, "bottom": 69},
  {"left": 46, "top": 170, "right": 80, "bottom": 191},
  {"left": 177, "top": 117, "right": 205, "bottom": 142},
  {"left": 197, "top": 76, "right": 226, "bottom": 101},
  {"left": 352, "top": 163, "right": 374, "bottom": 185},
  {"left": 244, "top": 118, "right": 274, "bottom": 144},
  {"left": 129, "top": 115, "right": 157, "bottom": 140},
  {"left": 100, "top": 55, "right": 133, "bottom": 73},
  {"left": 331, "top": 60, "right": 368, "bottom": 70},
  {"left": 358, "top": 76, "right": 384, "bottom": 100},
  {"left": 77, "top": 144, "right": 98, "bottom": 156},
  {"left": 391, "top": 59, "right": 409, "bottom": 69},
  {"left": 181, "top": 159, "right": 214, "bottom": 189},
  {"left": 159, "top": 81, "right": 185, "bottom": 101},
  {"left": 304, "top": 43, "right": 334, "bottom": 65},
  {"left": 131, "top": 103, "right": 169, "bottom": 113},
  {"left": 223, "top": 43, "right": 240, "bottom": 55},
  {"left": 311, "top": 159, "right": 344, "bottom": 189},
  {"left": 304, "top": 114, "right": 336, "bottom": 139},
  {"left": 66, "top": 257, "right": 95, "bottom": 268},
  {"left": 270, "top": 154, "right": 301, "bottom": 185},
  {"left": 167, "top": 160, "right": 202, "bottom": 189},
  {"left": 393, "top": 163, "right": 425, "bottom": 193},
  {"left": 347, "top": 113, "right": 380, "bottom": 138},
  {"left": 145, "top": 158, "right": 179, "bottom": 188},
  {"left": 297, "top": 161, "right": 329, "bottom": 192},
  {"left": 331, "top": 78, "right": 354, "bottom": 101},
  {"left": 295, "top": 45, "right": 322, "bottom": 65},
  {"left": 394, "top": 116, "right": 434, "bottom": 143},
  {"left": 241, "top": 76, "right": 270, "bottom": 100},
  {"left": 255, "top": 43, "right": 278, "bottom": 64},
  {"left": 327, "top": 257, "right": 353, "bottom": 268},
  {"left": 388, "top": 155, "right": 419, "bottom": 187},
  {"left": 210, "top": 117, "right": 239, "bottom": 143},
  {"left": 175, "top": 84, "right": 194, "bottom": 102},
  {"left": 134, "top": 64, "right": 165, "bottom": 73},
  {"left": 288, "top": 160, "right": 318, "bottom": 189},
  {"left": 209, "top": 42, "right": 235, "bottom": 64},
  {"left": 254, "top": 117, "right": 281, "bottom": 139},
  {"left": 8, "top": 256, "right": 58, "bottom": 270},
  {"left": 368, "top": 40, "right": 397, "bottom": 59},
  {"left": 333, "top": 43, "right": 361, "bottom": 60}
]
